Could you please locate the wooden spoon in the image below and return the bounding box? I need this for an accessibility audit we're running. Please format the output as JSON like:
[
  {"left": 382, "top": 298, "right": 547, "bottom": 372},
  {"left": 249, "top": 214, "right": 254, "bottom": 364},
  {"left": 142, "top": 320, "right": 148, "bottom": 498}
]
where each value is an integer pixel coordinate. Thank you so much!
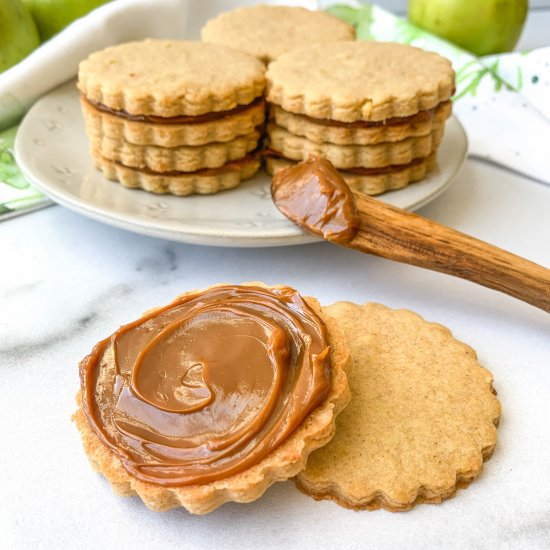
[{"left": 271, "top": 157, "right": 550, "bottom": 313}]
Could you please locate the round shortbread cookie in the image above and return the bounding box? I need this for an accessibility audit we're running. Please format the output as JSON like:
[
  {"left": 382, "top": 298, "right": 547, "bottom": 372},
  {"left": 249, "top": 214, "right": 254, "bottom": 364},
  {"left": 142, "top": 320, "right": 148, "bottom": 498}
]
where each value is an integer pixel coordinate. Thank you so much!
[
  {"left": 73, "top": 283, "right": 351, "bottom": 514},
  {"left": 265, "top": 154, "right": 437, "bottom": 196},
  {"left": 81, "top": 96, "right": 266, "bottom": 147},
  {"left": 267, "top": 123, "right": 443, "bottom": 169},
  {"left": 78, "top": 40, "right": 265, "bottom": 117},
  {"left": 93, "top": 153, "right": 262, "bottom": 196},
  {"left": 296, "top": 302, "right": 501, "bottom": 511},
  {"left": 269, "top": 101, "right": 452, "bottom": 145},
  {"left": 267, "top": 41, "right": 455, "bottom": 122},
  {"left": 89, "top": 130, "right": 261, "bottom": 173},
  {"left": 201, "top": 5, "right": 355, "bottom": 64}
]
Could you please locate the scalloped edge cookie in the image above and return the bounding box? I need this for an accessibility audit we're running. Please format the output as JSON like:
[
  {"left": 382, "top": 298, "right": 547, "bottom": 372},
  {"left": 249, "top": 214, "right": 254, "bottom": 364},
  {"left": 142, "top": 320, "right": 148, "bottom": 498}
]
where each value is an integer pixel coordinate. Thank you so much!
[
  {"left": 295, "top": 302, "right": 501, "bottom": 512},
  {"left": 81, "top": 95, "right": 266, "bottom": 147},
  {"left": 269, "top": 101, "right": 452, "bottom": 145},
  {"left": 201, "top": 5, "right": 355, "bottom": 64},
  {"left": 93, "top": 153, "right": 261, "bottom": 196},
  {"left": 78, "top": 40, "right": 266, "bottom": 117},
  {"left": 267, "top": 123, "right": 443, "bottom": 169},
  {"left": 73, "top": 283, "right": 351, "bottom": 515},
  {"left": 266, "top": 41, "right": 455, "bottom": 123},
  {"left": 89, "top": 129, "right": 260, "bottom": 172},
  {"left": 265, "top": 153, "right": 437, "bottom": 196}
]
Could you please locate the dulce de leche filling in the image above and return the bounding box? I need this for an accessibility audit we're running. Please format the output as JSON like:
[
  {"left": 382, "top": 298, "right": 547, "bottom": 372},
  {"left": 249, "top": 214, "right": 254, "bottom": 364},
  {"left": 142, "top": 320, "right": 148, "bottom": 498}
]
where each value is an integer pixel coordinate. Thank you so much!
[
  {"left": 80, "top": 285, "right": 332, "bottom": 487},
  {"left": 272, "top": 100, "right": 451, "bottom": 129},
  {"left": 266, "top": 149, "right": 429, "bottom": 176},
  {"left": 85, "top": 95, "right": 265, "bottom": 125},
  {"left": 271, "top": 156, "right": 360, "bottom": 244},
  {"left": 111, "top": 153, "right": 258, "bottom": 177}
]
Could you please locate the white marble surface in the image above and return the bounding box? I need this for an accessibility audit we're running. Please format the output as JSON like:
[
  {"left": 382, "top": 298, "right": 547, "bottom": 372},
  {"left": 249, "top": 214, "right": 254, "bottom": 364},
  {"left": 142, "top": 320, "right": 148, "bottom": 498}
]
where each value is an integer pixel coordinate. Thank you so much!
[
  {"left": 2, "top": 158, "right": 550, "bottom": 550},
  {"left": 2, "top": 5, "right": 550, "bottom": 550}
]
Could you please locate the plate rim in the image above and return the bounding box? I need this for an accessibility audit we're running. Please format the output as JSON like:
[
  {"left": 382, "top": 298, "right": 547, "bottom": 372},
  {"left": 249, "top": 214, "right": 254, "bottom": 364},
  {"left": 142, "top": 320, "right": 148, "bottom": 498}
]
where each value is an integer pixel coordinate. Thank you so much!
[{"left": 14, "top": 80, "right": 468, "bottom": 248}]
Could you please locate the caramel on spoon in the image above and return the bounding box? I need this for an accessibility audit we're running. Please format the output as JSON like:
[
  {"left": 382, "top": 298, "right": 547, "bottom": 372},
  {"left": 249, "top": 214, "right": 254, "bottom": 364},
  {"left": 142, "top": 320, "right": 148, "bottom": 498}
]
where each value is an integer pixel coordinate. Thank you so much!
[{"left": 271, "top": 156, "right": 550, "bottom": 313}]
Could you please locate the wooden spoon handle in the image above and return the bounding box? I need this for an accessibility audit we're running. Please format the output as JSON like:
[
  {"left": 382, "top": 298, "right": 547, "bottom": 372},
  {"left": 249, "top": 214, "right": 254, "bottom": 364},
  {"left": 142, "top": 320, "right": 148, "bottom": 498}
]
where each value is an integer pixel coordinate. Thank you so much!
[{"left": 351, "top": 193, "right": 550, "bottom": 312}]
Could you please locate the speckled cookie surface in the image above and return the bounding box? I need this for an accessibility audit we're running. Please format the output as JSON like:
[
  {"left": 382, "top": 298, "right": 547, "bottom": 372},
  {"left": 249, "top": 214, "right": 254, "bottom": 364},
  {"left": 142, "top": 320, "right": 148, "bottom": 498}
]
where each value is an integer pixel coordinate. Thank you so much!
[
  {"left": 78, "top": 40, "right": 265, "bottom": 117},
  {"left": 267, "top": 41, "right": 455, "bottom": 122},
  {"left": 265, "top": 153, "right": 437, "bottom": 196},
  {"left": 89, "top": 130, "right": 260, "bottom": 172},
  {"left": 93, "top": 153, "right": 262, "bottom": 196},
  {"left": 81, "top": 96, "right": 266, "bottom": 147},
  {"left": 269, "top": 101, "right": 452, "bottom": 145},
  {"left": 296, "top": 302, "right": 501, "bottom": 511},
  {"left": 267, "top": 123, "right": 443, "bottom": 169},
  {"left": 201, "top": 5, "right": 355, "bottom": 64}
]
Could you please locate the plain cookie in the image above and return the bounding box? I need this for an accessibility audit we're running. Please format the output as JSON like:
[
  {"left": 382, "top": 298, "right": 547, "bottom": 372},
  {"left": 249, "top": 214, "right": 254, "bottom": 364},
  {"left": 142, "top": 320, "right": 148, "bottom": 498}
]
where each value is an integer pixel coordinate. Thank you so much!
[
  {"left": 296, "top": 302, "right": 501, "bottom": 511},
  {"left": 201, "top": 5, "right": 355, "bottom": 64}
]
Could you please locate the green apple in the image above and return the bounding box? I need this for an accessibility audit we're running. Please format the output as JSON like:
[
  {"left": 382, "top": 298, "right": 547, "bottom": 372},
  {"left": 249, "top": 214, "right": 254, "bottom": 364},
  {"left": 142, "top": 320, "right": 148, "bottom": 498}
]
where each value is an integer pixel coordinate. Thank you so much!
[
  {"left": 408, "top": 0, "right": 528, "bottom": 56},
  {"left": 22, "top": 0, "right": 111, "bottom": 41},
  {"left": 0, "top": 0, "right": 40, "bottom": 72}
]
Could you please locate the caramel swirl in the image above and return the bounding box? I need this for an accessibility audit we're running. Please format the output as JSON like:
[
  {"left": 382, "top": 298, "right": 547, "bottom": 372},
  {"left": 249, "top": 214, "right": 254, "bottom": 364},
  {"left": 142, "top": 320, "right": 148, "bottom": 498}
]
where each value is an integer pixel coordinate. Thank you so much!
[{"left": 80, "top": 285, "right": 332, "bottom": 487}]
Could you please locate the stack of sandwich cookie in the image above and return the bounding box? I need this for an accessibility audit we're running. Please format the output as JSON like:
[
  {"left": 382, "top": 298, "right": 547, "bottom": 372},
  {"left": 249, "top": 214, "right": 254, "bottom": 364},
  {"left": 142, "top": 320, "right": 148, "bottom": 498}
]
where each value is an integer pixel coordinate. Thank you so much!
[
  {"left": 201, "top": 5, "right": 355, "bottom": 64},
  {"left": 265, "top": 41, "right": 455, "bottom": 195},
  {"left": 78, "top": 40, "right": 266, "bottom": 196}
]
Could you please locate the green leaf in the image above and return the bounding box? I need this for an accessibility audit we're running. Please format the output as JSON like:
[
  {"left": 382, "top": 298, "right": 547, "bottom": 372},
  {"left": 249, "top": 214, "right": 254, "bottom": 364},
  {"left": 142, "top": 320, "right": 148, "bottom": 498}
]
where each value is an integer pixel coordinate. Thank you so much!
[
  {"left": 0, "top": 125, "right": 30, "bottom": 190},
  {"left": 326, "top": 5, "right": 360, "bottom": 26},
  {"left": 393, "top": 18, "right": 424, "bottom": 44},
  {"left": 356, "top": 21, "right": 374, "bottom": 41},
  {"left": 516, "top": 66, "right": 523, "bottom": 90},
  {"left": 455, "top": 60, "right": 478, "bottom": 77}
]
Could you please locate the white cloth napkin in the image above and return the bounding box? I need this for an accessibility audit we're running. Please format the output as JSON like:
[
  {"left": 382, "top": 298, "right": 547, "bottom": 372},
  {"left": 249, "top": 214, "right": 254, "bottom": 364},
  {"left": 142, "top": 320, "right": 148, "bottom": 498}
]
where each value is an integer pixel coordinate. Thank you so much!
[
  {"left": 0, "top": 0, "right": 320, "bottom": 131},
  {"left": 0, "top": 0, "right": 191, "bottom": 130},
  {"left": 320, "top": 1, "right": 550, "bottom": 186},
  {"left": 457, "top": 48, "right": 550, "bottom": 184}
]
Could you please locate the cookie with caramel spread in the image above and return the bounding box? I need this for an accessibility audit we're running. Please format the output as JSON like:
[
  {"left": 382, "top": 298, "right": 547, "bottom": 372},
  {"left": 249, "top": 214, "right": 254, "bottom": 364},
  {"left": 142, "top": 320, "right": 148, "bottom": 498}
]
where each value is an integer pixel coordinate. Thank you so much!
[
  {"left": 73, "top": 283, "right": 350, "bottom": 514},
  {"left": 201, "top": 5, "right": 355, "bottom": 64},
  {"left": 296, "top": 302, "right": 501, "bottom": 511}
]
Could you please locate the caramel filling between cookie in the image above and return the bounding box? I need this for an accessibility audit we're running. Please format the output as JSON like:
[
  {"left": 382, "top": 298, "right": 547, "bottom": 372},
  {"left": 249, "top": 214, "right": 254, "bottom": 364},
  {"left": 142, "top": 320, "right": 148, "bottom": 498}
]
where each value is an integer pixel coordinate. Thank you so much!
[
  {"left": 109, "top": 153, "right": 258, "bottom": 177},
  {"left": 266, "top": 150, "right": 430, "bottom": 176},
  {"left": 85, "top": 95, "right": 265, "bottom": 125},
  {"left": 80, "top": 285, "right": 332, "bottom": 487},
  {"left": 271, "top": 101, "right": 451, "bottom": 129}
]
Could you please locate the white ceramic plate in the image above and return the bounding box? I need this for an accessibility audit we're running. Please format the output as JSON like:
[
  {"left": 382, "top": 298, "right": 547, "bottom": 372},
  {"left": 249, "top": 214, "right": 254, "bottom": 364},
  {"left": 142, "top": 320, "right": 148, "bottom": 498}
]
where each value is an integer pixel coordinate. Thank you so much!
[{"left": 15, "top": 81, "right": 468, "bottom": 247}]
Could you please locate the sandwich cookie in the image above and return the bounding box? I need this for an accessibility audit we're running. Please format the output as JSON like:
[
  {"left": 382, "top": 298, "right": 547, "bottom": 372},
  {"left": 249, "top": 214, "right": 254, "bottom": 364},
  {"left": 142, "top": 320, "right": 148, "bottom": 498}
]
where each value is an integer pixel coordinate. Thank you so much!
[
  {"left": 78, "top": 40, "right": 266, "bottom": 195},
  {"left": 266, "top": 41, "right": 455, "bottom": 194},
  {"left": 74, "top": 283, "right": 350, "bottom": 514}
]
